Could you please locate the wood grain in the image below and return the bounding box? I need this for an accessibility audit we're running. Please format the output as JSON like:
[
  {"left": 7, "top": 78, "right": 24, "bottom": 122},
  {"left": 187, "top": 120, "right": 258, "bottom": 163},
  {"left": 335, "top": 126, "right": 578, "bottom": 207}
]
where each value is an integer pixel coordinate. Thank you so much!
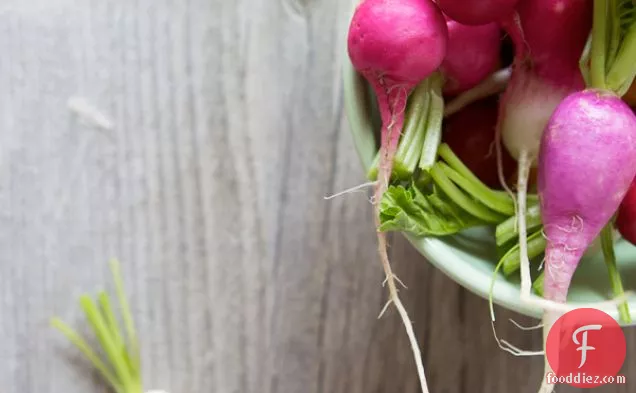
[{"left": 0, "top": 1, "right": 633, "bottom": 393}]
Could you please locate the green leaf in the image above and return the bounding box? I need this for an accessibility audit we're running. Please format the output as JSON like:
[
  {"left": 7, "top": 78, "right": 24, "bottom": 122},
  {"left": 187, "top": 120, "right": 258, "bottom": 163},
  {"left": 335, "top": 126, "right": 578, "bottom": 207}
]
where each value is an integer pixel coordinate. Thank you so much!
[{"left": 379, "top": 183, "right": 487, "bottom": 237}]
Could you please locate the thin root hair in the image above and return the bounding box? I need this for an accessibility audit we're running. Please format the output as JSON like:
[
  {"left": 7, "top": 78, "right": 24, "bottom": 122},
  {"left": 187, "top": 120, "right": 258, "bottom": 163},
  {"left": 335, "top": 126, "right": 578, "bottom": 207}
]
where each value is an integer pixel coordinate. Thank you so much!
[
  {"left": 323, "top": 181, "right": 378, "bottom": 200},
  {"left": 490, "top": 321, "right": 543, "bottom": 357},
  {"left": 486, "top": 140, "right": 495, "bottom": 159},
  {"left": 378, "top": 299, "right": 393, "bottom": 319},
  {"left": 509, "top": 318, "right": 544, "bottom": 331},
  {"left": 516, "top": 151, "right": 533, "bottom": 301},
  {"left": 375, "top": 229, "right": 430, "bottom": 393}
]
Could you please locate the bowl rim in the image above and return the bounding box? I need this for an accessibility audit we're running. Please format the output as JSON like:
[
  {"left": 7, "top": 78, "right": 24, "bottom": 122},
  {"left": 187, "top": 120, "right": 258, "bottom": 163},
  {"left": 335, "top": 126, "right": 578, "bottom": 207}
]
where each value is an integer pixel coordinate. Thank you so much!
[{"left": 341, "top": 53, "right": 633, "bottom": 323}]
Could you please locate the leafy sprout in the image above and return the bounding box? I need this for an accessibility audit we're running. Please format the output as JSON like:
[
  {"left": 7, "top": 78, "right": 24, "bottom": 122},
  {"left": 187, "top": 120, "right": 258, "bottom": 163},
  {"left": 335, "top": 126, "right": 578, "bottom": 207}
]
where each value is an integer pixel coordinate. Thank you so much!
[{"left": 51, "top": 260, "right": 143, "bottom": 393}]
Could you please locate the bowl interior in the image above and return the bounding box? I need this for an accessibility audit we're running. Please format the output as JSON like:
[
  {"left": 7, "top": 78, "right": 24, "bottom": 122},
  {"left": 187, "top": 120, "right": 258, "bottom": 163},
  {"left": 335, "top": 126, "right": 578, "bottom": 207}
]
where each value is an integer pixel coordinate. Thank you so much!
[{"left": 342, "top": 57, "right": 636, "bottom": 322}]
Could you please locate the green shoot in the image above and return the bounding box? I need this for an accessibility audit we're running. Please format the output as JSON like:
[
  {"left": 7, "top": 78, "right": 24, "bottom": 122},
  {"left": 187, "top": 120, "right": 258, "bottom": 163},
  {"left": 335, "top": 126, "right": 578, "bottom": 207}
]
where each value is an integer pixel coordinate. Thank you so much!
[
  {"left": 367, "top": 79, "right": 431, "bottom": 181},
  {"left": 589, "top": 0, "right": 636, "bottom": 93},
  {"left": 532, "top": 272, "right": 544, "bottom": 297},
  {"left": 418, "top": 72, "right": 445, "bottom": 171},
  {"left": 51, "top": 260, "right": 143, "bottom": 393}
]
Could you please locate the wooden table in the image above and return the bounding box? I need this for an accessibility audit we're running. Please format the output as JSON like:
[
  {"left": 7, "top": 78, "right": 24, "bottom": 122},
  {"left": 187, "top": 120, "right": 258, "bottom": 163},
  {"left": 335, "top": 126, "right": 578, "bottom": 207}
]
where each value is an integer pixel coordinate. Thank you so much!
[{"left": 1, "top": 1, "right": 633, "bottom": 392}]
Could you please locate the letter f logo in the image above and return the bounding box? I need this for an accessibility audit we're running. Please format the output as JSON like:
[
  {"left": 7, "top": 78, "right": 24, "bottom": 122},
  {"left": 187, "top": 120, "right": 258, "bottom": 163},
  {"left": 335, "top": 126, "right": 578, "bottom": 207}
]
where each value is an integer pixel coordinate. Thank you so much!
[{"left": 572, "top": 324, "right": 603, "bottom": 368}]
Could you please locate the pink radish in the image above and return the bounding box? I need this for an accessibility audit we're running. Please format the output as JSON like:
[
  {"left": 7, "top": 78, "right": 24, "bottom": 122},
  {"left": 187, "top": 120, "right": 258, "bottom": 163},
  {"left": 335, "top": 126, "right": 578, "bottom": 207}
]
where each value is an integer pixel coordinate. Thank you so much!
[
  {"left": 347, "top": 0, "right": 448, "bottom": 392},
  {"left": 441, "top": 19, "right": 501, "bottom": 96},
  {"left": 436, "top": 0, "right": 520, "bottom": 26}
]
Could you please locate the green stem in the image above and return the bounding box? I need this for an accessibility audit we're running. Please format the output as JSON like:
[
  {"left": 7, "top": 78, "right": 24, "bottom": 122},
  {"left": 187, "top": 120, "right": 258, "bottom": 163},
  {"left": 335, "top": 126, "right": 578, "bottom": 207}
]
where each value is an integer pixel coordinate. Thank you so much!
[
  {"left": 437, "top": 162, "right": 514, "bottom": 216},
  {"left": 419, "top": 73, "right": 444, "bottom": 171},
  {"left": 601, "top": 224, "right": 631, "bottom": 323},
  {"left": 429, "top": 164, "right": 504, "bottom": 223},
  {"left": 580, "top": 35, "right": 593, "bottom": 87},
  {"left": 607, "top": 0, "right": 621, "bottom": 68},
  {"left": 607, "top": 25, "right": 636, "bottom": 94},
  {"left": 80, "top": 295, "right": 134, "bottom": 391},
  {"left": 591, "top": 0, "right": 609, "bottom": 89},
  {"left": 392, "top": 80, "right": 431, "bottom": 179},
  {"left": 437, "top": 144, "right": 515, "bottom": 214},
  {"left": 501, "top": 229, "right": 547, "bottom": 276},
  {"left": 532, "top": 272, "right": 545, "bottom": 297},
  {"left": 367, "top": 80, "right": 431, "bottom": 181},
  {"left": 110, "top": 260, "right": 141, "bottom": 377},
  {"left": 50, "top": 318, "right": 124, "bottom": 393},
  {"left": 495, "top": 204, "right": 542, "bottom": 246},
  {"left": 98, "top": 292, "right": 125, "bottom": 353},
  {"left": 437, "top": 144, "right": 482, "bottom": 187}
]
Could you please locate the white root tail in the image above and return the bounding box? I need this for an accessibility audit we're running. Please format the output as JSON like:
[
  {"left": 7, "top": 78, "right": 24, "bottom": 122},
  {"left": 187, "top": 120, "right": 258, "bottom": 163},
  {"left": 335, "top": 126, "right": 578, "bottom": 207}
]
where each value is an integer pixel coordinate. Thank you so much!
[
  {"left": 517, "top": 150, "right": 533, "bottom": 300},
  {"left": 376, "top": 231, "right": 430, "bottom": 393},
  {"left": 509, "top": 318, "right": 543, "bottom": 331},
  {"left": 537, "top": 311, "right": 559, "bottom": 393},
  {"left": 490, "top": 321, "right": 543, "bottom": 357}
]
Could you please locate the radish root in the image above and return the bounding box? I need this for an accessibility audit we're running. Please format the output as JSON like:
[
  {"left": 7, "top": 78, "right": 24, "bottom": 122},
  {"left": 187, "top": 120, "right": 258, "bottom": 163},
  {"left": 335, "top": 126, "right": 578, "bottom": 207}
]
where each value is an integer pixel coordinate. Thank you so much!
[
  {"left": 517, "top": 150, "right": 533, "bottom": 300},
  {"left": 490, "top": 321, "right": 543, "bottom": 356},
  {"left": 323, "top": 181, "right": 378, "bottom": 200},
  {"left": 509, "top": 318, "right": 543, "bottom": 331},
  {"left": 372, "top": 80, "right": 429, "bottom": 393},
  {"left": 376, "top": 229, "right": 429, "bottom": 393}
]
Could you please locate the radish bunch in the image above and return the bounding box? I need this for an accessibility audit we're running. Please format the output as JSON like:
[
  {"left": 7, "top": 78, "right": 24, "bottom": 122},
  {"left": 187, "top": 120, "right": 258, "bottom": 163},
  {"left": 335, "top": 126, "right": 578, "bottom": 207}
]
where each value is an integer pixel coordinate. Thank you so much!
[{"left": 346, "top": 0, "right": 636, "bottom": 392}]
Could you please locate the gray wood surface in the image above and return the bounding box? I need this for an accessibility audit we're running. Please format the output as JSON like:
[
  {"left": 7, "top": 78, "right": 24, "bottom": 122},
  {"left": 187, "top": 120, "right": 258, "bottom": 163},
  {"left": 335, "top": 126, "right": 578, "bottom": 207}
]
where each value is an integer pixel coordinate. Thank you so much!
[{"left": 0, "top": 1, "right": 633, "bottom": 393}]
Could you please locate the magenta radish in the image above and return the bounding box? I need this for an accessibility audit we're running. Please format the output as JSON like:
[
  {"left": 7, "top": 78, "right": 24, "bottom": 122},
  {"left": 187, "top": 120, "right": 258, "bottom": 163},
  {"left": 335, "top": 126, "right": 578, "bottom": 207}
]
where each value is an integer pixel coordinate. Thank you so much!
[
  {"left": 436, "top": 0, "right": 520, "bottom": 26},
  {"left": 364, "top": 12, "right": 502, "bottom": 181},
  {"left": 441, "top": 20, "right": 501, "bottom": 96},
  {"left": 347, "top": 0, "right": 448, "bottom": 392}
]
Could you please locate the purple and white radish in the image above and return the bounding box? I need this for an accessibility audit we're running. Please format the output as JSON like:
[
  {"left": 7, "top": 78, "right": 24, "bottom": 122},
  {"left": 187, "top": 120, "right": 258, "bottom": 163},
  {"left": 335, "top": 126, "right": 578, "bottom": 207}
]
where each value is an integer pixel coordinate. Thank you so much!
[
  {"left": 498, "top": 0, "right": 592, "bottom": 303},
  {"left": 536, "top": 89, "right": 636, "bottom": 392}
]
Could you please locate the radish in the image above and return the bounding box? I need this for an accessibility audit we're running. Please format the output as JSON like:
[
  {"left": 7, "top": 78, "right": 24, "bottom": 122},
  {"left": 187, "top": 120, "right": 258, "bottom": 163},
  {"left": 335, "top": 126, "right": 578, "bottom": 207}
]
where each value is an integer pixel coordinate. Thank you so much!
[
  {"left": 436, "top": 0, "right": 520, "bottom": 26},
  {"left": 522, "top": 2, "right": 636, "bottom": 391},
  {"left": 441, "top": 20, "right": 501, "bottom": 96},
  {"left": 497, "top": 0, "right": 592, "bottom": 304},
  {"left": 365, "top": 12, "right": 502, "bottom": 183},
  {"left": 346, "top": 1, "right": 448, "bottom": 392},
  {"left": 536, "top": 89, "right": 636, "bottom": 392},
  {"left": 617, "top": 177, "right": 636, "bottom": 245},
  {"left": 367, "top": 16, "right": 502, "bottom": 180}
]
